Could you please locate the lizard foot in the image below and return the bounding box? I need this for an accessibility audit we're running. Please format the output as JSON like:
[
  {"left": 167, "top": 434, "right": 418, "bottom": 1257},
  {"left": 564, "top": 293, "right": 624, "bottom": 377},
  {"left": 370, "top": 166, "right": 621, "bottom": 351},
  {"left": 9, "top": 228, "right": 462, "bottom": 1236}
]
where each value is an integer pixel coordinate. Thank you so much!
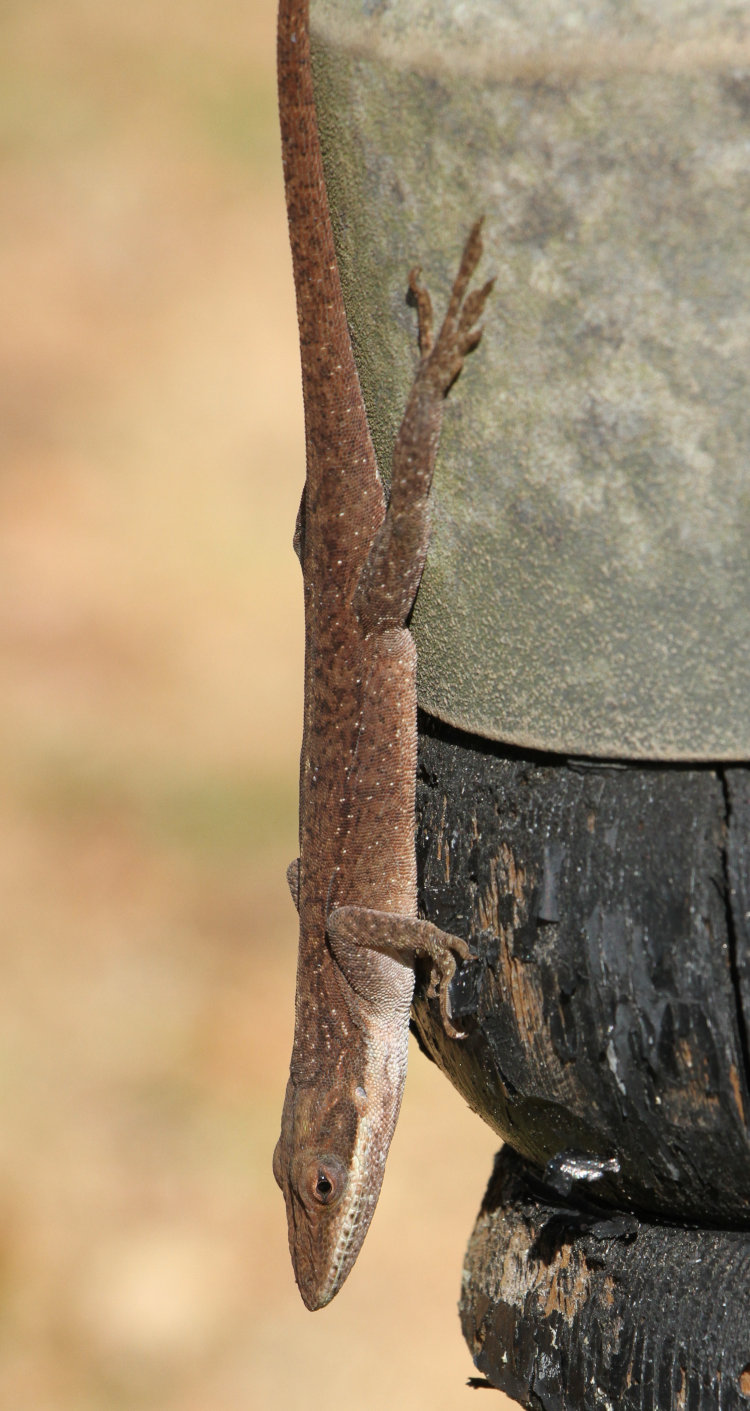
[
  {"left": 408, "top": 217, "right": 495, "bottom": 393},
  {"left": 424, "top": 930, "right": 472, "bottom": 1040},
  {"left": 327, "top": 905, "right": 472, "bottom": 1040}
]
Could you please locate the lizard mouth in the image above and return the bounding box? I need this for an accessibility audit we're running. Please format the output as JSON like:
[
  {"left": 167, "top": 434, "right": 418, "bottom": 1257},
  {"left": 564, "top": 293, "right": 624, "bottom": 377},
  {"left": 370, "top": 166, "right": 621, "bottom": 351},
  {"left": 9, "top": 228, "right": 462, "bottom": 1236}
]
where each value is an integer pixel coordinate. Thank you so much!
[
  {"left": 292, "top": 1114, "right": 382, "bottom": 1310},
  {"left": 318, "top": 1164, "right": 375, "bottom": 1306}
]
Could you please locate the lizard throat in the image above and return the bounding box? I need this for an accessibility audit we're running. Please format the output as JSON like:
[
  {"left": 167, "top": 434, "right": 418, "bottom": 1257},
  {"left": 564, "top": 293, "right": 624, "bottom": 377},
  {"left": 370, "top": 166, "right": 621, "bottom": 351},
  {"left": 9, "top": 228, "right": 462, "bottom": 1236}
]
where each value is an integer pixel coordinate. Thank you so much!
[
  {"left": 315, "top": 1037, "right": 407, "bottom": 1308},
  {"left": 319, "top": 1114, "right": 376, "bottom": 1306}
]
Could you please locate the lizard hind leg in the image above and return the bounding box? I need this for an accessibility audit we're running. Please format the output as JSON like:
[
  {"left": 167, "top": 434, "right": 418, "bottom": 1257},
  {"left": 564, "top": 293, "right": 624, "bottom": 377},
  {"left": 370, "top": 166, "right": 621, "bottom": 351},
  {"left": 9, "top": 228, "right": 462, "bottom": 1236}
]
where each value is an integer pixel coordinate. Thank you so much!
[
  {"left": 353, "top": 221, "right": 494, "bottom": 637},
  {"left": 327, "top": 905, "right": 472, "bottom": 1040}
]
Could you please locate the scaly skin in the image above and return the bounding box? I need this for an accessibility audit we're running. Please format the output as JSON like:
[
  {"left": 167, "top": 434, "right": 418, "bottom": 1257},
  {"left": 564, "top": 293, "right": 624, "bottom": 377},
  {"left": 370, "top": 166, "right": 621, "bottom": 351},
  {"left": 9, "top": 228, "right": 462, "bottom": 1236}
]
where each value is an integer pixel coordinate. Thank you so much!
[{"left": 275, "top": 0, "right": 493, "bottom": 1310}]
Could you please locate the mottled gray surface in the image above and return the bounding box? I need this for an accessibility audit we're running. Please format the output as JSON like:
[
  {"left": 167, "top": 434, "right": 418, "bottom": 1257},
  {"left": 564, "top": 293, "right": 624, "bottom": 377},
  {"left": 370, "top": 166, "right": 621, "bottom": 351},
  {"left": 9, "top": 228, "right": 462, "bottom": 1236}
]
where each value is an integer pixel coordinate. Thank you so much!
[{"left": 311, "top": 0, "right": 750, "bottom": 760}]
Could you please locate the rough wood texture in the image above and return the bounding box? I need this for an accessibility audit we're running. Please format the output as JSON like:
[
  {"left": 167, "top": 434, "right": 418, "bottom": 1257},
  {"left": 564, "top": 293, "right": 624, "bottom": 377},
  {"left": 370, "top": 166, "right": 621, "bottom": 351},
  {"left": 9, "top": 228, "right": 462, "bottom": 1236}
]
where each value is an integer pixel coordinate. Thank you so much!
[
  {"left": 460, "top": 1146, "right": 750, "bottom": 1411},
  {"left": 412, "top": 714, "right": 750, "bottom": 1228}
]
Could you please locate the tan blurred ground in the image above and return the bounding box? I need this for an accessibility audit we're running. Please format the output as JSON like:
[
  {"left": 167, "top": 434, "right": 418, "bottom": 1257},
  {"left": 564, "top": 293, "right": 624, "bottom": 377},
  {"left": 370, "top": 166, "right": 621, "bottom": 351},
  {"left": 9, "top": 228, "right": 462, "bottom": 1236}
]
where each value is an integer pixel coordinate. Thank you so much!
[{"left": 0, "top": 2, "right": 506, "bottom": 1407}]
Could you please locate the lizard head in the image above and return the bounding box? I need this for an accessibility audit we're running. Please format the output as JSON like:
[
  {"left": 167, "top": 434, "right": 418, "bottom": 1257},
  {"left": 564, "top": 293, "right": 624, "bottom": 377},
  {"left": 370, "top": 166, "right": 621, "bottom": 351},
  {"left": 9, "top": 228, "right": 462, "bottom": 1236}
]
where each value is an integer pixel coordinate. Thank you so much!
[{"left": 272, "top": 1072, "right": 390, "bottom": 1309}]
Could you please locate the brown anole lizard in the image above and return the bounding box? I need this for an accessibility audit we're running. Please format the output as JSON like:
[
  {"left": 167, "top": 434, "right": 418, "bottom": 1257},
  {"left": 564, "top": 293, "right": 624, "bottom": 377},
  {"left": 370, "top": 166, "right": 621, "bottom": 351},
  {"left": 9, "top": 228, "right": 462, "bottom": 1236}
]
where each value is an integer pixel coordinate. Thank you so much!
[{"left": 274, "top": 0, "right": 493, "bottom": 1310}]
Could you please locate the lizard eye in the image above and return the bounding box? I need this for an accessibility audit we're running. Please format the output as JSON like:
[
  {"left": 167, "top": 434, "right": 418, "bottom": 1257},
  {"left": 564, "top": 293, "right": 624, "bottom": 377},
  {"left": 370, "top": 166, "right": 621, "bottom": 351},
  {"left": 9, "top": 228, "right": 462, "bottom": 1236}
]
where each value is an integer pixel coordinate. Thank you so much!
[
  {"left": 303, "top": 1155, "right": 346, "bottom": 1208},
  {"left": 315, "top": 1171, "right": 334, "bottom": 1201}
]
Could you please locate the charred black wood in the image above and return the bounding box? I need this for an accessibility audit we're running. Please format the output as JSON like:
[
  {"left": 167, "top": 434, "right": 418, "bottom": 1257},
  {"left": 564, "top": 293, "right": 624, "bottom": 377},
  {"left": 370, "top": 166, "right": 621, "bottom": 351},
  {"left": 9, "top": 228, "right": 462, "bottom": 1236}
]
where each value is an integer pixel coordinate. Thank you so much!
[
  {"left": 413, "top": 712, "right": 750, "bottom": 1227},
  {"left": 460, "top": 1146, "right": 750, "bottom": 1411}
]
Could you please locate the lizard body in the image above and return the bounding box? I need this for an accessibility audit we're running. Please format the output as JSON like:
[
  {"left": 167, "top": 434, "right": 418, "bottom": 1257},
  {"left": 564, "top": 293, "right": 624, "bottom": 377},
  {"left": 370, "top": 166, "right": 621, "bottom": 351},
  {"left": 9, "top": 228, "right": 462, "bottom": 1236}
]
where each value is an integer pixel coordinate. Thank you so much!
[{"left": 274, "top": 0, "right": 493, "bottom": 1310}]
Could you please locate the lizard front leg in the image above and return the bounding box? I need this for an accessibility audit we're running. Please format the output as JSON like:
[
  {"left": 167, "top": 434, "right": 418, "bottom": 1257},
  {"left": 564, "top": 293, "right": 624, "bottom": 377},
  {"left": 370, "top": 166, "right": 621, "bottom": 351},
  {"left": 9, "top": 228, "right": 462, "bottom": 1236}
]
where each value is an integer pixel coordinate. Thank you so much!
[{"left": 327, "top": 905, "right": 471, "bottom": 1040}]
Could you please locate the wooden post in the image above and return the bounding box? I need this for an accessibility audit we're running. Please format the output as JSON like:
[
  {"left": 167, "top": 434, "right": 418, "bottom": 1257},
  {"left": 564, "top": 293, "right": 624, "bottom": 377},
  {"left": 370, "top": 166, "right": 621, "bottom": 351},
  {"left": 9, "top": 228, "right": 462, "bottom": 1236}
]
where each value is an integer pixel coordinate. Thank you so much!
[{"left": 413, "top": 715, "right": 750, "bottom": 1407}]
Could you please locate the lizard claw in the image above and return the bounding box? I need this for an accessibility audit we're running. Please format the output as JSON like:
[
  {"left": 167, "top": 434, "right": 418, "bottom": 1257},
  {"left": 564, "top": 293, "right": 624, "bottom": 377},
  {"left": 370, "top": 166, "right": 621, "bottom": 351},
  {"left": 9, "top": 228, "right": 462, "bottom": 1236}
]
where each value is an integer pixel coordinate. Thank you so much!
[
  {"left": 457, "top": 278, "right": 496, "bottom": 352},
  {"left": 408, "top": 266, "right": 435, "bottom": 357},
  {"left": 426, "top": 934, "right": 472, "bottom": 1040},
  {"left": 419, "top": 218, "right": 495, "bottom": 393},
  {"left": 445, "top": 216, "right": 486, "bottom": 319}
]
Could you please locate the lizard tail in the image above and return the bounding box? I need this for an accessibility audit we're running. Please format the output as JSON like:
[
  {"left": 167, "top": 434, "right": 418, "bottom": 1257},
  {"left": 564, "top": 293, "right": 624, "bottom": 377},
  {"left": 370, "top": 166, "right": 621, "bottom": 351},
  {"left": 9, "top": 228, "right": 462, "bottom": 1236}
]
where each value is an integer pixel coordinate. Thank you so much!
[{"left": 277, "top": 0, "right": 385, "bottom": 562}]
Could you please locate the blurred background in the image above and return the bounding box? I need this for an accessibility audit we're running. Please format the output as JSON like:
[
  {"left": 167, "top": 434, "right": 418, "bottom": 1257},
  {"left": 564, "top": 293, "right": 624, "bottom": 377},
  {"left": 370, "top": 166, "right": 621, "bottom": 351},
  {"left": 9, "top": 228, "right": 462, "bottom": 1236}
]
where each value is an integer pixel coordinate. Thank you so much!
[{"left": 0, "top": 1, "right": 506, "bottom": 1406}]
